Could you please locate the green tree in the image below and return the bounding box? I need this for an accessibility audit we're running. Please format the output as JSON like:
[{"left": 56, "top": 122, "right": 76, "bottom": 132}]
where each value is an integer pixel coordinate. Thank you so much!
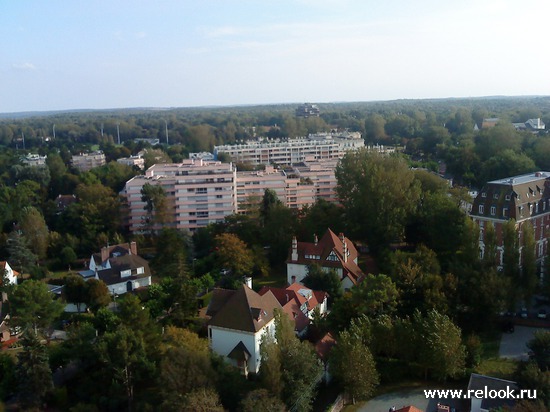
[
  {"left": 260, "top": 310, "right": 322, "bottom": 411},
  {"left": 215, "top": 233, "right": 254, "bottom": 277},
  {"left": 64, "top": 274, "right": 88, "bottom": 313},
  {"left": 330, "top": 330, "right": 379, "bottom": 404},
  {"left": 241, "top": 389, "right": 287, "bottom": 412},
  {"left": 503, "top": 219, "right": 521, "bottom": 308},
  {"left": 0, "top": 353, "right": 15, "bottom": 401},
  {"left": 16, "top": 332, "right": 53, "bottom": 411},
  {"left": 482, "top": 222, "right": 498, "bottom": 270},
  {"left": 182, "top": 388, "right": 224, "bottom": 412},
  {"left": 6, "top": 231, "right": 37, "bottom": 274},
  {"left": 302, "top": 264, "right": 342, "bottom": 304},
  {"left": 10, "top": 280, "right": 64, "bottom": 333},
  {"left": 259, "top": 333, "right": 284, "bottom": 398},
  {"left": 336, "top": 151, "right": 420, "bottom": 254},
  {"left": 527, "top": 330, "right": 550, "bottom": 371},
  {"left": 19, "top": 206, "right": 49, "bottom": 260},
  {"left": 85, "top": 278, "right": 111, "bottom": 312},
  {"left": 141, "top": 182, "right": 170, "bottom": 230},
  {"left": 260, "top": 188, "right": 283, "bottom": 226},
  {"left": 414, "top": 309, "right": 466, "bottom": 381},
  {"left": 96, "top": 326, "right": 154, "bottom": 412},
  {"left": 160, "top": 345, "right": 215, "bottom": 411},
  {"left": 521, "top": 221, "right": 538, "bottom": 304}
]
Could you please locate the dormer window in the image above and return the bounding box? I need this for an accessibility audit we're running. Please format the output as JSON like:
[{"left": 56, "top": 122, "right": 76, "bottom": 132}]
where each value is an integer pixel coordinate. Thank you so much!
[
  {"left": 493, "top": 193, "right": 499, "bottom": 199},
  {"left": 482, "top": 192, "right": 487, "bottom": 198},
  {"left": 505, "top": 195, "right": 511, "bottom": 201}
]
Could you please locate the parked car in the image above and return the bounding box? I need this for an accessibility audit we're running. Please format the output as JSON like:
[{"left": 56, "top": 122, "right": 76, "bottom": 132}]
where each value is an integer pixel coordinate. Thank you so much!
[
  {"left": 538, "top": 309, "right": 547, "bottom": 319},
  {"left": 520, "top": 307, "right": 528, "bottom": 318}
]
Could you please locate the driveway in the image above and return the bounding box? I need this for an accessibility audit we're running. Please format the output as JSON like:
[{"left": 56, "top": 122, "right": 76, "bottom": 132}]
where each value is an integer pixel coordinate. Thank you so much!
[
  {"left": 499, "top": 325, "right": 546, "bottom": 361},
  {"left": 357, "top": 388, "right": 467, "bottom": 412}
]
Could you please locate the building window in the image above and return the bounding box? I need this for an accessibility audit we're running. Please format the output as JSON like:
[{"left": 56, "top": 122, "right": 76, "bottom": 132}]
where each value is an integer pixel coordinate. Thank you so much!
[
  {"left": 505, "top": 194, "right": 511, "bottom": 201},
  {"left": 493, "top": 193, "right": 499, "bottom": 199},
  {"left": 503, "top": 208, "right": 508, "bottom": 217},
  {"left": 196, "top": 188, "right": 207, "bottom": 194},
  {"left": 482, "top": 192, "right": 487, "bottom": 198},
  {"left": 479, "top": 205, "right": 484, "bottom": 214},
  {"left": 490, "top": 206, "right": 496, "bottom": 216}
]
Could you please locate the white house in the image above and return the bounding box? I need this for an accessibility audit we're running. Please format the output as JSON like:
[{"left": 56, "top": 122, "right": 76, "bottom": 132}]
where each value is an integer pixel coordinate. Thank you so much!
[
  {"left": 1, "top": 261, "right": 18, "bottom": 303},
  {"left": 286, "top": 229, "right": 364, "bottom": 290},
  {"left": 0, "top": 261, "right": 18, "bottom": 287},
  {"left": 79, "top": 242, "right": 151, "bottom": 295},
  {"left": 207, "top": 285, "right": 282, "bottom": 376}
]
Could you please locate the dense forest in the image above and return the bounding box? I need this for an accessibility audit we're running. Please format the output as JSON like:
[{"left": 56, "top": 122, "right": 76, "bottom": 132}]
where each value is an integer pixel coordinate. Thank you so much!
[{"left": 1, "top": 97, "right": 550, "bottom": 411}]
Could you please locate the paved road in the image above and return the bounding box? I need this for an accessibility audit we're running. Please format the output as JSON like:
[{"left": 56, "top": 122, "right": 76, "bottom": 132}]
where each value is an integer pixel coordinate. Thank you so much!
[
  {"left": 357, "top": 388, "right": 467, "bottom": 412},
  {"left": 499, "top": 325, "right": 545, "bottom": 360}
]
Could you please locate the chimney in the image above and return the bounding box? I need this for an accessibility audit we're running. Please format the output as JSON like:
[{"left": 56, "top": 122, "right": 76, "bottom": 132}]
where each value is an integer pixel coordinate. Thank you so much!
[
  {"left": 130, "top": 241, "right": 137, "bottom": 255},
  {"left": 101, "top": 246, "right": 109, "bottom": 263},
  {"left": 244, "top": 276, "right": 252, "bottom": 289},
  {"left": 291, "top": 236, "right": 298, "bottom": 261},
  {"left": 314, "top": 233, "right": 318, "bottom": 245},
  {"left": 343, "top": 240, "right": 348, "bottom": 263}
]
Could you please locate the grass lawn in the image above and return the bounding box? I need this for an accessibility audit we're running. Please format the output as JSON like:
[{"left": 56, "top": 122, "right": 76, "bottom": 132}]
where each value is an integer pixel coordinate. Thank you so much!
[
  {"left": 253, "top": 272, "right": 287, "bottom": 290},
  {"left": 472, "top": 326, "right": 517, "bottom": 380},
  {"left": 253, "top": 264, "right": 287, "bottom": 290}
]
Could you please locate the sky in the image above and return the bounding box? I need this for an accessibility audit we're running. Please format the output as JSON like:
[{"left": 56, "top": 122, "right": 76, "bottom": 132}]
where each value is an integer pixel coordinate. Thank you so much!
[{"left": 1, "top": 0, "right": 550, "bottom": 113}]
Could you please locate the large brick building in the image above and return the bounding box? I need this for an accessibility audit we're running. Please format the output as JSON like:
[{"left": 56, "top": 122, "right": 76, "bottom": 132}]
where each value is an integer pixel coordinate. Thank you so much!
[{"left": 470, "top": 171, "right": 550, "bottom": 270}]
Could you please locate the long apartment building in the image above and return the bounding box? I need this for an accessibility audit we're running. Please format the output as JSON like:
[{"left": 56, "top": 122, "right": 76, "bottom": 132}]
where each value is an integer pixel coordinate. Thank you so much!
[
  {"left": 123, "top": 159, "right": 339, "bottom": 233},
  {"left": 470, "top": 171, "right": 550, "bottom": 271},
  {"left": 71, "top": 151, "right": 106, "bottom": 172},
  {"left": 213, "top": 132, "right": 365, "bottom": 166},
  {"left": 122, "top": 159, "right": 237, "bottom": 233}
]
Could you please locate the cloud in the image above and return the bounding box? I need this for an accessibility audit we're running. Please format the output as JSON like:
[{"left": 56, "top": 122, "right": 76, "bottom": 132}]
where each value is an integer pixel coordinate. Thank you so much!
[
  {"left": 135, "top": 31, "right": 147, "bottom": 39},
  {"left": 12, "top": 62, "right": 36, "bottom": 71}
]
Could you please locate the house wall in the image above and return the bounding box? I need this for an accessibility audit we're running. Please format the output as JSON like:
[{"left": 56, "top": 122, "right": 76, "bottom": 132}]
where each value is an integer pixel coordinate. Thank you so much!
[
  {"left": 3, "top": 262, "right": 17, "bottom": 285},
  {"left": 105, "top": 276, "right": 151, "bottom": 295},
  {"left": 209, "top": 320, "right": 275, "bottom": 374},
  {"left": 287, "top": 263, "right": 308, "bottom": 285}
]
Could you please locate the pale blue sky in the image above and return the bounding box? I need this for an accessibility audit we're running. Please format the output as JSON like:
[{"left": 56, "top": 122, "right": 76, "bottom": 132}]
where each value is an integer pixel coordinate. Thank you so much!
[{"left": 1, "top": 0, "right": 549, "bottom": 113}]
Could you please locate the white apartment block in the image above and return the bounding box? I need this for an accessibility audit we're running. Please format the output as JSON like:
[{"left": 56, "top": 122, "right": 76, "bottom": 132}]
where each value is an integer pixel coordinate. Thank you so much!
[
  {"left": 71, "top": 151, "right": 106, "bottom": 172},
  {"left": 21, "top": 153, "right": 47, "bottom": 167},
  {"left": 117, "top": 154, "right": 145, "bottom": 170},
  {"left": 122, "top": 159, "right": 237, "bottom": 233},
  {"left": 214, "top": 132, "right": 365, "bottom": 166}
]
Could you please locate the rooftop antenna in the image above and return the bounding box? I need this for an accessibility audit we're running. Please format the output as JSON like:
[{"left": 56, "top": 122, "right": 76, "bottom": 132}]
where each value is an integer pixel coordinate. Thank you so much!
[
  {"left": 117, "top": 123, "right": 120, "bottom": 145},
  {"left": 163, "top": 119, "right": 169, "bottom": 145},
  {"left": 22, "top": 131, "right": 25, "bottom": 150},
  {"left": 53, "top": 124, "right": 56, "bottom": 139},
  {"left": 101, "top": 123, "right": 104, "bottom": 137}
]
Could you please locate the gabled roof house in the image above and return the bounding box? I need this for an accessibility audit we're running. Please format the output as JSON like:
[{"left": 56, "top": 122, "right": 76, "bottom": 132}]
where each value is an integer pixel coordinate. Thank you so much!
[
  {"left": 79, "top": 242, "right": 151, "bottom": 295},
  {"left": 287, "top": 229, "right": 364, "bottom": 290},
  {"left": 259, "top": 283, "right": 328, "bottom": 336},
  {"left": 207, "top": 285, "right": 282, "bottom": 376}
]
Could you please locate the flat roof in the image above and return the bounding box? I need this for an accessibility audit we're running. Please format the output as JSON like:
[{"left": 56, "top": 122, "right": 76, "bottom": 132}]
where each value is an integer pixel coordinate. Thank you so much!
[{"left": 488, "top": 171, "right": 550, "bottom": 185}]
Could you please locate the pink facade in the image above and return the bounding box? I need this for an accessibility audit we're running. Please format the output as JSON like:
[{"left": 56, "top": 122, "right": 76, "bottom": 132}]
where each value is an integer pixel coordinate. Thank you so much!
[
  {"left": 123, "top": 159, "right": 338, "bottom": 233},
  {"left": 122, "top": 160, "right": 237, "bottom": 233}
]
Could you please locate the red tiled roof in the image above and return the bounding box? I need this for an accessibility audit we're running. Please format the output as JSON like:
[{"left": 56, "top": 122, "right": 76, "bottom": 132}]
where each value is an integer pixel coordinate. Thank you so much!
[
  {"left": 315, "top": 332, "right": 336, "bottom": 361},
  {"left": 287, "top": 229, "right": 364, "bottom": 283},
  {"left": 395, "top": 406, "right": 423, "bottom": 412}
]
